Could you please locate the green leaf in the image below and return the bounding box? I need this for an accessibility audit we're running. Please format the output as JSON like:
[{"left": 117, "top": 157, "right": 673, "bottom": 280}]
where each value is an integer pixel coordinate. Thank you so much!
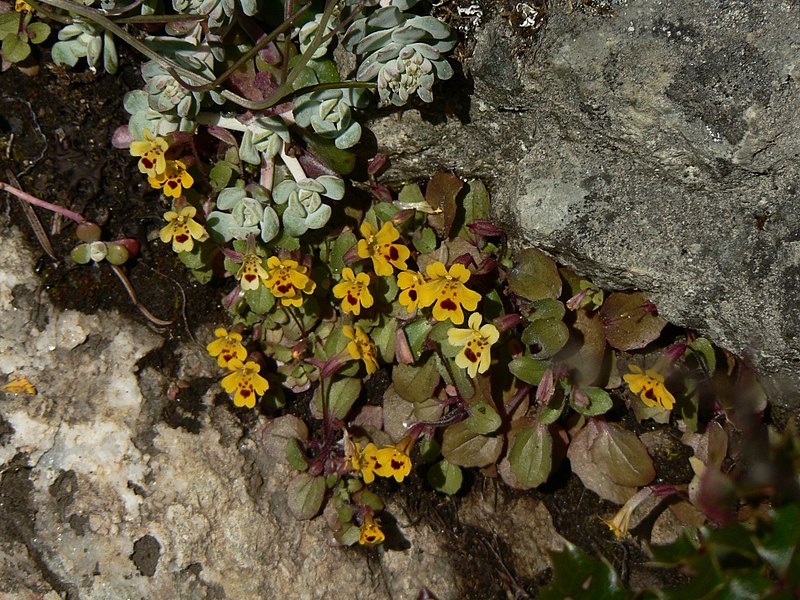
[
  {"left": 329, "top": 230, "right": 356, "bottom": 276},
  {"left": 571, "top": 387, "right": 613, "bottom": 416},
  {"left": 456, "top": 179, "right": 490, "bottom": 238},
  {"left": 538, "top": 542, "right": 628, "bottom": 600},
  {"left": 427, "top": 459, "right": 463, "bottom": 495},
  {"left": 521, "top": 318, "right": 569, "bottom": 359},
  {"left": 508, "top": 424, "right": 552, "bottom": 489},
  {"left": 26, "top": 22, "right": 50, "bottom": 45},
  {"left": 413, "top": 226, "right": 437, "bottom": 253},
  {"left": 398, "top": 183, "right": 425, "bottom": 206},
  {"left": 2, "top": 35, "right": 31, "bottom": 63},
  {"left": 441, "top": 421, "right": 502, "bottom": 468},
  {"left": 527, "top": 298, "right": 566, "bottom": 322},
  {"left": 190, "top": 267, "right": 213, "bottom": 284},
  {"left": 286, "top": 438, "right": 308, "bottom": 472},
  {"left": 689, "top": 337, "right": 717, "bottom": 373},
  {"left": 371, "top": 315, "right": 397, "bottom": 363},
  {"left": 374, "top": 202, "right": 399, "bottom": 223},
  {"left": 287, "top": 473, "right": 325, "bottom": 520},
  {"left": 392, "top": 357, "right": 440, "bottom": 404},
  {"left": 464, "top": 401, "right": 501, "bottom": 435},
  {"left": 244, "top": 285, "right": 276, "bottom": 315},
  {"left": 509, "top": 355, "right": 549, "bottom": 385},
  {"left": 507, "top": 247, "right": 561, "bottom": 301},
  {"left": 70, "top": 243, "right": 92, "bottom": 265},
  {"left": 404, "top": 319, "right": 433, "bottom": 362},
  {"left": 600, "top": 291, "right": 667, "bottom": 351},
  {"left": 315, "top": 377, "right": 361, "bottom": 420},
  {"left": 304, "top": 131, "right": 355, "bottom": 175},
  {"left": 755, "top": 504, "right": 800, "bottom": 578},
  {"left": 209, "top": 161, "right": 233, "bottom": 192},
  {"left": 0, "top": 13, "right": 21, "bottom": 39}
]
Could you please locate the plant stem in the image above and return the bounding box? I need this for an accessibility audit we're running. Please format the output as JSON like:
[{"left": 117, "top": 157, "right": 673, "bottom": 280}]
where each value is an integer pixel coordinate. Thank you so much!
[{"left": 0, "top": 181, "right": 86, "bottom": 224}]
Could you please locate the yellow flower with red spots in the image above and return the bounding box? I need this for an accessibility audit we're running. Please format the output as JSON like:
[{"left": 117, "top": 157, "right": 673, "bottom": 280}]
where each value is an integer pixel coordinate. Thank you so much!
[
  {"left": 343, "top": 325, "right": 379, "bottom": 374},
  {"left": 374, "top": 445, "right": 412, "bottom": 483},
  {"left": 262, "top": 256, "right": 316, "bottom": 307},
  {"left": 623, "top": 365, "right": 675, "bottom": 412},
  {"left": 359, "top": 514, "right": 384, "bottom": 545},
  {"left": 221, "top": 359, "right": 269, "bottom": 409},
  {"left": 159, "top": 206, "right": 206, "bottom": 253},
  {"left": 15, "top": 0, "right": 33, "bottom": 12},
  {"left": 206, "top": 328, "right": 247, "bottom": 367},
  {"left": 418, "top": 261, "right": 481, "bottom": 325},
  {"left": 348, "top": 440, "right": 381, "bottom": 484},
  {"left": 397, "top": 270, "right": 425, "bottom": 313},
  {"left": 148, "top": 159, "right": 194, "bottom": 198},
  {"left": 129, "top": 129, "right": 168, "bottom": 177},
  {"left": 332, "top": 268, "right": 374, "bottom": 316},
  {"left": 236, "top": 253, "right": 268, "bottom": 291},
  {"left": 356, "top": 221, "right": 410, "bottom": 276},
  {"left": 447, "top": 313, "right": 500, "bottom": 377}
]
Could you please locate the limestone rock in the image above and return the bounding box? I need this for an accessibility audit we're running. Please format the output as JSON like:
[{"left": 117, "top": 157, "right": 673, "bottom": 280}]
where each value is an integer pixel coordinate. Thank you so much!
[{"left": 369, "top": 1, "right": 800, "bottom": 407}]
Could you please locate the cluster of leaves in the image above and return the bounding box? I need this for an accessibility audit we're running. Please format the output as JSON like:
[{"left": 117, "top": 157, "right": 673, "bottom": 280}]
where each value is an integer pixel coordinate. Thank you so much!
[{"left": 0, "top": 1, "right": 50, "bottom": 65}]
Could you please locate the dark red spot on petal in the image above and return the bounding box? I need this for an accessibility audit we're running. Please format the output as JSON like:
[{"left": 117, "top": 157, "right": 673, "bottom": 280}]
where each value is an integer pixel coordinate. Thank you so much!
[
  {"left": 245, "top": 274, "right": 256, "bottom": 282},
  {"left": 464, "top": 348, "right": 478, "bottom": 362},
  {"left": 440, "top": 298, "right": 457, "bottom": 311},
  {"left": 408, "top": 290, "right": 417, "bottom": 301},
  {"left": 390, "top": 459, "right": 403, "bottom": 470},
  {"left": 277, "top": 284, "right": 291, "bottom": 294},
  {"left": 240, "top": 389, "right": 251, "bottom": 398},
  {"left": 389, "top": 246, "right": 399, "bottom": 260},
  {"left": 644, "top": 388, "right": 656, "bottom": 400},
  {"left": 347, "top": 294, "right": 357, "bottom": 305},
  {"left": 175, "top": 234, "right": 188, "bottom": 243},
  {"left": 142, "top": 157, "right": 154, "bottom": 168},
  {"left": 167, "top": 180, "right": 178, "bottom": 189}
]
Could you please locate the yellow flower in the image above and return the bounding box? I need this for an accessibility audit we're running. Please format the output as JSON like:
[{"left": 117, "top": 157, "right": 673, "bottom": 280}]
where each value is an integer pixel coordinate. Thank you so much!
[
  {"left": 129, "top": 129, "right": 169, "bottom": 177},
  {"left": 15, "top": 0, "right": 33, "bottom": 12},
  {"left": 159, "top": 205, "right": 206, "bottom": 253},
  {"left": 374, "top": 445, "right": 412, "bottom": 483},
  {"left": 236, "top": 254, "right": 269, "bottom": 291},
  {"left": 359, "top": 514, "right": 385, "bottom": 545},
  {"left": 206, "top": 328, "right": 247, "bottom": 367},
  {"left": 221, "top": 359, "right": 269, "bottom": 409},
  {"left": 148, "top": 159, "right": 194, "bottom": 198},
  {"left": 349, "top": 441, "right": 381, "bottom": 484},
  {"left": 262, "top": 256, "right": 316, "bottom": 307},
  {"left": 623, "top": 365, "right": 675, "bottom": 411},
  {"left": 356, "top": 221, "right": 410, "bottom": 276},
  {"left": 600, "top": 486, "right": 653, "bottom": 539},
  {"left": 343, "top": 325, "right": 379, "bottom": 374},
  {"left": 1, "top": 375, "right": 36, "bottom": 395},
  {"left": 397, "top": 270, "right": 425, "bottom": 313},
  {"left": 418, "top": 261, "right": 481, "bottom": 324},
  {"left": 447, "top": 313, "right": 500, "bottom": 377},
  {"left": 332, "top": 268, "right": 374, "bottom": 316}
]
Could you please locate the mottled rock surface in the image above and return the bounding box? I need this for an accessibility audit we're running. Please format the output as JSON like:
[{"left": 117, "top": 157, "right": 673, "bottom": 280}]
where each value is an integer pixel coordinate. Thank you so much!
[{"left": 370, "top": 0, "right": 800, "bottom": 407}]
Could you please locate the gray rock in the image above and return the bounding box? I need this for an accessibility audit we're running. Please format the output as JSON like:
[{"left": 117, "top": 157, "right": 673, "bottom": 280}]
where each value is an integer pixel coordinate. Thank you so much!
[{"left": 369, "top": 1, "right": 800, "bottom": 407}]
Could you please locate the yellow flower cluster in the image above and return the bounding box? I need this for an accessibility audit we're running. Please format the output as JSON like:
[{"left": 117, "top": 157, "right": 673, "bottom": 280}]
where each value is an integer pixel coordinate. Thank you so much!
[
  {"left": 359, "top": 514, "right": 384, "bottom": 545},
  {"left": 206, "top": 328, "right": 269, "bottom": 409},
  {"left": 349, "top": 440, "right": 412, "bottom": 484}
]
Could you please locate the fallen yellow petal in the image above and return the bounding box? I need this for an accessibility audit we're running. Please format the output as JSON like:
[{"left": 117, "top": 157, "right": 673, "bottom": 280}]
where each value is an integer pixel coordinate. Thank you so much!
[{"left": 2, "top": 376, "right": 37, "bottom": 395}]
